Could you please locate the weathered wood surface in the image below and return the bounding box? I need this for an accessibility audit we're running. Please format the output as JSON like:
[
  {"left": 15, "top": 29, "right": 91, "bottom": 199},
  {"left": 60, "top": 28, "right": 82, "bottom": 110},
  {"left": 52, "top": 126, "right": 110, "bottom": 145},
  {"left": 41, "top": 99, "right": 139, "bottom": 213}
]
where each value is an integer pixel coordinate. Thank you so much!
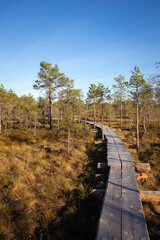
[
  {"left": 140, "top": 191, "right": 160, "bottom": 202},
  {"left": 110, "top": 129, "right": 135, "bottom": 166},
  {"left": 107, "top": 141, "right": 121, "bottom": 166},
  {"left": 93, "top": 189, "right": 105, "bottom": 195},
  {"left": 128, "top": 148, "right": 137, "bottom": 154},
  {"left": 135, "top": 163, "right": 151, "bottom": 172},
  {"left": 95, "top": 173, "right": 106, "bottom": 181},
  {"left": 81, "top": 120, "right": 149, "bottom": 239},
  {"left": 122, "top": 166, "right": 149, "bottom": 240},
  {"left": 136, "top": 172, "right": 153, "bottom": 181},
  {"left": 103, "top": 125, "right": 135, "bottom": 166},
  {"left": 94, "top": 140, "right": 106, "bottom": 145},
  {"left": 96, "top": 167, "right": 121, "bottom": 240},
  {"left": 104, "top": 127, "right": 121, "bottom": 167},
  {"left": 97, "top": 162, "right": 108, "bottom": 170}
]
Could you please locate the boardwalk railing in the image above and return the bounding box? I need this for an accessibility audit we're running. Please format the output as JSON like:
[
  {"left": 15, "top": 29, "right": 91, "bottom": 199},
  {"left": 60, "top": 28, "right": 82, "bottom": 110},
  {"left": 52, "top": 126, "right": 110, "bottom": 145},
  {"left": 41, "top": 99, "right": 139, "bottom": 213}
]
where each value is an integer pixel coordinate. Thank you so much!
[{"left": 84, "top": 121, "right": 150, "bottom": 240}]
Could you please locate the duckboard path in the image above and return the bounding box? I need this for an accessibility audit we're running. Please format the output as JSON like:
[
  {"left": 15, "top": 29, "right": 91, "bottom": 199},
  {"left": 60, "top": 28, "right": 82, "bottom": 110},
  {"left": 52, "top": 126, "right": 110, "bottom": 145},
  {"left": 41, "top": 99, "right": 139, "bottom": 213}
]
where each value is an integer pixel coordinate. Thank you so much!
[{"left": 84, "top": 121, "right": 149, "bottom": 240}]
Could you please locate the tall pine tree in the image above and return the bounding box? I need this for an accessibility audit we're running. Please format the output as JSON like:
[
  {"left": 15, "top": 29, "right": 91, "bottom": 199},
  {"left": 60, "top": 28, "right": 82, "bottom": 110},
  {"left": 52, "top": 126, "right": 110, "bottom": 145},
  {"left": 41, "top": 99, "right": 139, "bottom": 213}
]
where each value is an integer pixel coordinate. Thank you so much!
[{"left": 33, "top": 61, "right": 66, "bottom": 130}]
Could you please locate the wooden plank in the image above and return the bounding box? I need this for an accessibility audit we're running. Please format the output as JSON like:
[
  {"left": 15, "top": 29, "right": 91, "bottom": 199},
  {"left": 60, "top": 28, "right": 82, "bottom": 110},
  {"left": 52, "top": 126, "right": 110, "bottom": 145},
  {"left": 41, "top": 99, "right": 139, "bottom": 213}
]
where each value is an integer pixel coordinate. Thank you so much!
[
  {"left": 136, "top": 172, "right": 153, "bottom": 181},
  {"left": 104, "top": 127, "right": 135, "bottom": 166},
  {"left": 91, "top": 129, "right": 98, "bottom": 132},
  {"left": 94, "top": 140, "right": 106, "bottom": 145},
  {"left": 140, "top": 191, "right": 160, "bottom": 202},
  {"left": 84, "top": 121, "right": 121, "bottom": 166},
  {"left": 114, "top": 137, "right": 135, "bottom": 166},
  {"left": 96, "top": 167, "right": 121, "bottom": 240},
  {"left": 135, "top": 163, "right": 151, "bottom": 172},
  {"left": 104, "top": 127, "right": 135, "bottom": 165},
  {"left": 95, "top": 123, "right": 102, "bottom": 128},
  {"left": 87, "top": 122, "right": 134, "bottom": 166},
  {"left": 84, "top": 121, "right": 149, "bottom": 239},
  {"left": 93, "top": 189, "right": 105, "bottom": 195},
  {"left": 118, "top": 150, "right": 135, "bottom": 166},
  {"left": 106, "top": 127, "right": 121, "bottom": 139},
  {"left": 97, "top": 162, "right": 107, "bottom": 169},
  {"left": 85, "top": 121, "right": 149, "bottom": 239},
  {"left": 107, "top": 144, "right": 121, "bottom": 166},
  {"left": 122, "top": 166, "right": 149, "bottom": 240},
  {"left": 128, "top": 148, "right": 137, "bottom": 154},
  {"left": 105, "top": 129, "right": 121, "bottom": 167},
  {"left": 95, "top": 173, "right": 106, "bottom": 181}
]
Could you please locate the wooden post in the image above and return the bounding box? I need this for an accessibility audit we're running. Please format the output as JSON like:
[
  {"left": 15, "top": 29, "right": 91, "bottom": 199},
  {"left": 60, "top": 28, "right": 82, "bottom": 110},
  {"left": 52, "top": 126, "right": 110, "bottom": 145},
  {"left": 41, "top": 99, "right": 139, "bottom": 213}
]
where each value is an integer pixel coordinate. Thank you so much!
[
  {"left": 135, "top": 163, "right": 151, "bottom": 172},
  {"left": 49, "top": 82, "right": 53, "bottom": 130},
  {"left": 0, "top": 107, "right": 1, "bottom": 133},
  {"left": 95, "top": 174, "right": 105, "bottom": 182},
  {"left": 136, "top": 172, "right": 153, "bottom": 181},
  {"left": 97, "top": 162, "right": 108, "bottom": 170},
  {"left": 136, "top": 85, "right": 139, "bottom": 148},
  {"left": 92, "top": 189, "right": 105, "bottom": 195},
  {"left": 140, "top": 191, "right": 160, "bottom": 202}
]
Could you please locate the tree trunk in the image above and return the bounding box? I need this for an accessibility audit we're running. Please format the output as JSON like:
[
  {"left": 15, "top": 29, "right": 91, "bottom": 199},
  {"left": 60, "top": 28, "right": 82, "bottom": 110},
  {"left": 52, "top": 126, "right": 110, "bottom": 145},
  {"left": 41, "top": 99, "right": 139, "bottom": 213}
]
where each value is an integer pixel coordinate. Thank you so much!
[
  {"left": 136, "top": 85, "right": 139, "bottom": 148},
  {"left": 84, "top": 103, "right": 88, "bottom": 128},
  {"left": 115, "top": 111, "right": 117, "bottom": 124},
  {"left": 58, "top": 118, "right": 60, "bottom": 133},
  {"left": 143, "top": 115, "right": 146, "bottom": 135},
  {"left": 129, "top": 116, "right": 132, "bottom": 130},
  {"left": 34, "top": 113, "right": 37, "bottom": 130},
  {"left": 78, "top": 111, "right": 80, "bottom": 123},
  {"left": 60, "top": 109, "right": 62, "bottom": 121},
  {"left": 84, "top": 109, "right": 86, "bottom": 128},
  {"left": 68, "top": 125, "right": 70, "bottom": 154},
  {"left": 120, "top": 87, "right": 123, "bottom": 128},
  {"left": 109, "top": 105, "right": 111, "bottom": 127},
  {"left": 143, "top": 101, "right": 147, "bottom": 135},
  {"left": 148, "top": 113, "right": 150, "bottom": 126},
  {"left": 102, "top": 99, "right": 104, "bottom": 140},
  {"left": 57, "top": 109, "right": 60, "bottom": 133},
  {"left": 10, "top": 116, "right": 13, "bottom": 128},
  {"left": 0, "top": 107, "right": 1, "bottom": 133},
  {"left": 42, "top": 109, "right": 45, "bottom": 128},
  {"left": 26, "top": 112, "right": 29, "bottom": 129},
  {"left": 94, "top": 97, "right": 96, "bottom": 128},
  {"left": 49, "top": 83, "right": 53, "bottom": 130}
]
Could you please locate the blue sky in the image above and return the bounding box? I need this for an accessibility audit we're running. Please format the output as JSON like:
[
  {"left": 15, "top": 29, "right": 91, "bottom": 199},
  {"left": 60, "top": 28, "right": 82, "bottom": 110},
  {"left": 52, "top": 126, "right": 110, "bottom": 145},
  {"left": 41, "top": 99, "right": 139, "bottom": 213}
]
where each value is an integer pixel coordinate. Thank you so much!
[{"left": 0, "top": 0, "right": 160, "bottom": 99}]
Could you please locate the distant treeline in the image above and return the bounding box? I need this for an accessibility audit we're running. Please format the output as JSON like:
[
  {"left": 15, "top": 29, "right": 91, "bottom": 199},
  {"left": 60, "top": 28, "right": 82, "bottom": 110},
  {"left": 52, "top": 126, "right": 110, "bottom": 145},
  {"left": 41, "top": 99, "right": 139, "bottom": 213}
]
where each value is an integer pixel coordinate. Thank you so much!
[{"left": 0, "top": 61, "right": 159, "bottom": 147}]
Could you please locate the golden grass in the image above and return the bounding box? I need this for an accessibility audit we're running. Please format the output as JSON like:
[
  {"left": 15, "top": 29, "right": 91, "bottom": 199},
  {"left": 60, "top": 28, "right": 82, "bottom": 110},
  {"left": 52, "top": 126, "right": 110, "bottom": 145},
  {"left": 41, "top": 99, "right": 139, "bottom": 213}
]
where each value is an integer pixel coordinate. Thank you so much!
[{"left": 0, "top": 124, "right": 98, "bottom": 239}]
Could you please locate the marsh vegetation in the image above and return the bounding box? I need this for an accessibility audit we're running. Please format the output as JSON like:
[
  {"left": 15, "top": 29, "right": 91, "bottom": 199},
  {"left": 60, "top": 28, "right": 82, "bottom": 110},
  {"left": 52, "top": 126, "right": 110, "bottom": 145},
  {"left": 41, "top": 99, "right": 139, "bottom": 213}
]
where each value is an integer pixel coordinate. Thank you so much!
[{"left": 0, "top": 61, "right": 159, "bottom": 239}]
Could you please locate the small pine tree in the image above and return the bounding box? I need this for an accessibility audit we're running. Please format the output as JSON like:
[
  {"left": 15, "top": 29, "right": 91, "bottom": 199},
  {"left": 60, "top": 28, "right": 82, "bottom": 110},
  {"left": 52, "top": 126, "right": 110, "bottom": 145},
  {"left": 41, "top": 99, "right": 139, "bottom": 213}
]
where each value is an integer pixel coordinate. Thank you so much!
[{"left": 128, "top": 66, "right": 145, "bottom": 148}]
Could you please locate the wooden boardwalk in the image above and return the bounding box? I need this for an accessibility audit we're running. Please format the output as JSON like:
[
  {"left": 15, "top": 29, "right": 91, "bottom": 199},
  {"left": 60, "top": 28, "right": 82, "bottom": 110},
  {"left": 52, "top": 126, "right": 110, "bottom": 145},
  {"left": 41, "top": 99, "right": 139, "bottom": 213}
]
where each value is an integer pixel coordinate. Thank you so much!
[{"left": 85, "top": 121, "right": 150, "bottom": 240}]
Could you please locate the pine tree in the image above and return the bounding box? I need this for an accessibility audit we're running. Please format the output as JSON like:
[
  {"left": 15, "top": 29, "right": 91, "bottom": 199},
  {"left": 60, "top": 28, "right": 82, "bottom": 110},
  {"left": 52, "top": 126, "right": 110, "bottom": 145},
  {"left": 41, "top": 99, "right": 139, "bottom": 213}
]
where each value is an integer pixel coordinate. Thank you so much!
[
  {"left": 128, "top": 66, "right": 145, "bottom": 148},
  {"left": 87, "top": 84, "right": 99, "bottom": 128},
  {"left": 140, "top": 83, "right": 153, "bottom": 135},
  {"left": 97, "top": 83, "right": 110, "bottom": 140},
  {"left": 58, "top": 78, "right": 81, "bottom": 154},
  {"left": 112, "top": 74, "right": 126, "bottom": 128},
  {"left": 33, "top": 61, "right": 66, "bottom": 130}
]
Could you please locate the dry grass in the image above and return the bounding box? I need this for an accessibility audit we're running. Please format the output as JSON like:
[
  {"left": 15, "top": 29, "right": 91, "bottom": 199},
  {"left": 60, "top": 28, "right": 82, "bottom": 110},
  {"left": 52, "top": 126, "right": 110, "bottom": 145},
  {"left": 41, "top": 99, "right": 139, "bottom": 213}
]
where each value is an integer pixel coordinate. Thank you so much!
[{"left": 0, "top": 124, "right": 102, "bottom": 239}]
